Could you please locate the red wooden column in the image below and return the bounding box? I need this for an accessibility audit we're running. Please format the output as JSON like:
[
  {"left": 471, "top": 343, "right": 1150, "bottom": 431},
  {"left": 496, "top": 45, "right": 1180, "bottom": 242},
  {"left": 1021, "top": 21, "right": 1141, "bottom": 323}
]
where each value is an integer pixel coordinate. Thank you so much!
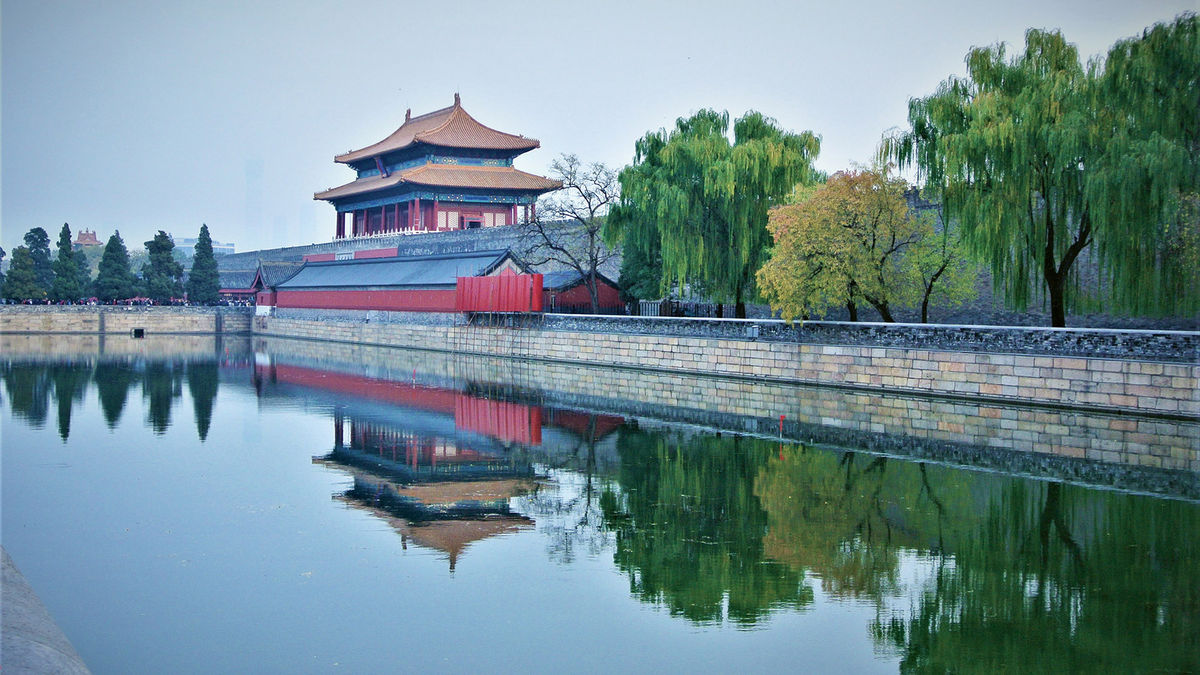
[
  {"left": 336, "top": 212, "right": 345, "bottom": 239},
  {"left": 530, "top": 202, "right": 536, "bottom": 222},
  {"left": 433, "top": 199, "right": 439, "bottom": 230}
]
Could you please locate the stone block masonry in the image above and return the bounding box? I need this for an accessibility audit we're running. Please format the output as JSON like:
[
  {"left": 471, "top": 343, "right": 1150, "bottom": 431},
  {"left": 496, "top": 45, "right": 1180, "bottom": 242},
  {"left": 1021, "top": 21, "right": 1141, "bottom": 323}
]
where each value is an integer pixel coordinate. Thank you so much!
[
  {"left": 254, "top": 312, "right": 1199, "bottom": 420},
  {"left": 257, "top": 337, "right": 1200, "bottom": 488},
  {"left": 0, "top": 306, "right": 254, "bottom": 335}
]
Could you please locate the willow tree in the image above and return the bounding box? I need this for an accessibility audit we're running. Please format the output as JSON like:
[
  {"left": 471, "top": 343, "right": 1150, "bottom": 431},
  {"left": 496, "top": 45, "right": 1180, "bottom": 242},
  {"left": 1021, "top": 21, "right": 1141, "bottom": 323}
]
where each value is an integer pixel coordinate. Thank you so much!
[
  {"left": 884, "top": 15, "right": 1199, "bottom": 326},
  {"left": 607, "top": 109, "right": 820, "bottom": 317}
]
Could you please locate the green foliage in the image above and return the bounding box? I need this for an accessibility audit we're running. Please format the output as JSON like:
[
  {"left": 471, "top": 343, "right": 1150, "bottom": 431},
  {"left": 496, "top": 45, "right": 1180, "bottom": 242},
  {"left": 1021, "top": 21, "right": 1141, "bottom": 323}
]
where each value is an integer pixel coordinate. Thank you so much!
[
  {"left": 142, "top": 231, "right": 183, "bottom": 303},
  {"left": 0, "top": 246, "right": 7, "bottom": 288},
  {"left": 600, "top": 426, "right": 812, "bottom": 625},
  {"left": 186, "top": 224, "right": 221, "bottom": 304},
  {"left": 607, "top": 109, "right": 820, "bottom": 317},
  {"left": 616, "top": 237, "right": 662, "bottom": 304},
  {"left": 2, "top": 246, "right": 47, "bottom": 301},
  {"left": 95, "top": 231, "right": 135, "bottom": 302},
  {"left": 51, "top": 223, "right": 85, "bottom": 301},
  {"left": 885, "top": 15, "right": 1200, "bottom": 326},
  {"left": 23, "top": 227, "right": 53, "bottom": 292}
]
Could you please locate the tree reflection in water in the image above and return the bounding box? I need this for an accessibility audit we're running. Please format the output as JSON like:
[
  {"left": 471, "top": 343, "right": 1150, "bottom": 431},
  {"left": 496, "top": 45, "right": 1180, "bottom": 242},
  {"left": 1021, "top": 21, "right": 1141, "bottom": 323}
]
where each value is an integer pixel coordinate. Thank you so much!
[
  {"left": 94, "top": 361, "right": 140, "bottom": 429},
  {"left": 1, "top": 363, "right": 52, "bottom": 428},
  {"left": 186, "top": 362, "right": 219, "bottom": 441},
  {"left": 3, "top": 360, "right": 220, "bottom": 442},
  {"left": 753, "top": 445, "right": 1200, "bottom": 670},
  {"left": 596, "top": 428, "right": 1198, "bottom": 668},
  {"left": 51, "top": 363, "right": 92, "bottom": 440},
  {"left": 599, "top": 425, "right": 812, "bottom": 625}
]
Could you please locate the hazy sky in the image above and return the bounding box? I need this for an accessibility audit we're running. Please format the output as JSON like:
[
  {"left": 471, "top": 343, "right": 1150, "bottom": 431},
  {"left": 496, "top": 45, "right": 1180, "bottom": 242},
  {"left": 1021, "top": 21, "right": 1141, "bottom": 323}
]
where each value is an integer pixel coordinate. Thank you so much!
[{"left": 2, "top": 0, "right": 1193, "bottom": 253}]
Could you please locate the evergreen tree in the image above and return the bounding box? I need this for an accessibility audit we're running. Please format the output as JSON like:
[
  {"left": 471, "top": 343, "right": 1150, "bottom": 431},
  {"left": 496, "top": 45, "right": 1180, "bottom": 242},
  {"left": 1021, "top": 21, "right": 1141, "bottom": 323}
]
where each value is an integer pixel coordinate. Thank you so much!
[
  {"left": 95, "top": 231, "right": 135, "bottom": 302},
  {"left": 75, "top": 249, "right": 92, "bottom": 298},
  {"left": 23, "top": 227, "right": 53, "bottom": 292},
  {"left": 51, "top": 223, "right": 84, "bottom": 302},
  {"left": 142, "top": 231, "right": 183, "bottom": 303},
  {"left": 2, "top": 247, "right": 47, "bottom": 301},
  {"left": 186, "top": 224, "right": 220, "bottom": 304},
  {"left": 0, "top": 246, "right": 7, "bottom": 290}
]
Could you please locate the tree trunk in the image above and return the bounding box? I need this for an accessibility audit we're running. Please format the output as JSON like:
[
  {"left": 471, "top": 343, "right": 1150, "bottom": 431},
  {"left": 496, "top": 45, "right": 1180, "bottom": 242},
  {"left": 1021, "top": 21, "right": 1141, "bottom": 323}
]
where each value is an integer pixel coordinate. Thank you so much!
[
  {"left": 1047, "top": 274, "right": 1067, "bottom": 328},
  {"left": 920, "top": 289, "right": 931, "bottom": 323},
  {"left": 735, "top": 287, "right": 746, "bottom": 319},
  {"left": 587, "top": 273, "right": 599, "bottom": 314},
  {"left": 868, "top": 299, "right": 896, "bottom": 323},
  {"left": 846, "top": 299, "right": 858, "bottom": 322},
  {"left": 715, "top": 303, "right": 723, "bottom": 318}
]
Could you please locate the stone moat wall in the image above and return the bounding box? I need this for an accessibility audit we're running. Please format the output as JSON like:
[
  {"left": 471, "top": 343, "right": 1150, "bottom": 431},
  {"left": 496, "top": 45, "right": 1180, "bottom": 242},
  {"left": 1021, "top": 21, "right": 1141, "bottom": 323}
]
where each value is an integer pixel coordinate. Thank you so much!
[
  {"left": 256, "top": 337, "right": 1200, "bottom": 483},
  {"left": 0, "top": 306, "right": 254, "bottom": 335},
  {"left": 253, "top": 312, "right": 1199, "bottom": 419}
]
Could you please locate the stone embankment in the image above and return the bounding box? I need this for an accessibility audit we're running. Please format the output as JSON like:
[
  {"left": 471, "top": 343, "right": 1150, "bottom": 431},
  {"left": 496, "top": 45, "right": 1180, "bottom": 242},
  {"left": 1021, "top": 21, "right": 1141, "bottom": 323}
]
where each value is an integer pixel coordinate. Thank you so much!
[
  {"left": 254, "top": 310, "right": 1199, "bottom": 420},
  {"left": 2, "top": 547, "right": 90, "bottom": 674},
  {"left": 257, "top": 336, "right": 1200, "bottom": 480},
  {"left": 0, "top": 305, "right": 253, "bottom": 334}
]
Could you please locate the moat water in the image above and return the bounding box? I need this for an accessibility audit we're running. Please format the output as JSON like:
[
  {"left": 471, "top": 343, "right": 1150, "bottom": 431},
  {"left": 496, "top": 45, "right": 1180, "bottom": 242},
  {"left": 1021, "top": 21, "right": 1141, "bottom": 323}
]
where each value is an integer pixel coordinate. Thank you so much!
[{"left": 2, "top": 336, "right": 1197, "bottom": 673}]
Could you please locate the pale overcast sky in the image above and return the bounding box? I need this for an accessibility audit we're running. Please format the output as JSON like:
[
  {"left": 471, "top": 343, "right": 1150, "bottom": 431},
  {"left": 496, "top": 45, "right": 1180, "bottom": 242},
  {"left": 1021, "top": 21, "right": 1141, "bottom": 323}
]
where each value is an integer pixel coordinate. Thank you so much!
[{"left": 2, "top": 0, "right": 1194, "bottom": 253}]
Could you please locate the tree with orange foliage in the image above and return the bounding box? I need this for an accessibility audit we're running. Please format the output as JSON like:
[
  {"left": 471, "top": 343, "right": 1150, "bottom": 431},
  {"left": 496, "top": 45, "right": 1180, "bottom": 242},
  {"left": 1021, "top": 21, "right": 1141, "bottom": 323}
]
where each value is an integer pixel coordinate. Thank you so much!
[{"left": 757, "top": 167, "right": 975, "bottom": 322}]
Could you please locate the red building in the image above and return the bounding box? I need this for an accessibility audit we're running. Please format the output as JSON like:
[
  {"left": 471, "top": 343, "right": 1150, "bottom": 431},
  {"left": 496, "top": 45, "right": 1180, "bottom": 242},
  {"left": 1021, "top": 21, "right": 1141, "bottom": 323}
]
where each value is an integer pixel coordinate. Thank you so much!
[
  {"left": 262, "top": 249, "right": 534, "bottom": 312},
  {"left": 541, "top": 270, "right": 623, "bottom": 313},
  {"left": 315, "top": 94, "right": 561, "bottom": 240}
]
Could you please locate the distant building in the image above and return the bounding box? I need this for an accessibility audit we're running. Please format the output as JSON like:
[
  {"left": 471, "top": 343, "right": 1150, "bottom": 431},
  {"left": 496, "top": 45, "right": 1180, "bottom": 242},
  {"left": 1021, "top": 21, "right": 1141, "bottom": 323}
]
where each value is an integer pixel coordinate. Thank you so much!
[
  {"left": 175, "top": 236, "right": 236, "bottom": 256},
  {"left": 73, "top": 229, "right": 103, "bottom": 249},
  {"left": 314, "top": 94, "right": 561, "bottom": 240}
]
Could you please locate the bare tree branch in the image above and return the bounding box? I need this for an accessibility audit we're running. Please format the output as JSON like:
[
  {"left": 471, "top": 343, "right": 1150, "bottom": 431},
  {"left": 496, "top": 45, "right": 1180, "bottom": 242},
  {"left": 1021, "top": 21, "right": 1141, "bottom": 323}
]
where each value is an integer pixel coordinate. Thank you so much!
[{"left": 519, "top": 153, "right": 621, "bottom": 312}]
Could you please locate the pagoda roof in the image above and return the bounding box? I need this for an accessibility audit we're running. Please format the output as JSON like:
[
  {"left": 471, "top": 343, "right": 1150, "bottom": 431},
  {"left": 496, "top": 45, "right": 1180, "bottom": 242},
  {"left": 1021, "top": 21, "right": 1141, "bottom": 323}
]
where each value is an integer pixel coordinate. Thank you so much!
[
  {"left": 334, "top": 94, "right": 540, "bottom": 164},
  {"left": 314, "top": 164, "right": 561, "bottom": 201}
]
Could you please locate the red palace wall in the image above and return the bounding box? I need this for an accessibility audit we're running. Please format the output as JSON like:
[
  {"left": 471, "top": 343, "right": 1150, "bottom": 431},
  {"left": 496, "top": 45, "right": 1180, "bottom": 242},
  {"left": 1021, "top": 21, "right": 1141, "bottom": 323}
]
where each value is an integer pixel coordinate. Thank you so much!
[
  {"left": 546, "top": 280, "right": 623, "bottom": 310},
  {"left": 274, "top": 289, "right": 457, "bottom": 312}
]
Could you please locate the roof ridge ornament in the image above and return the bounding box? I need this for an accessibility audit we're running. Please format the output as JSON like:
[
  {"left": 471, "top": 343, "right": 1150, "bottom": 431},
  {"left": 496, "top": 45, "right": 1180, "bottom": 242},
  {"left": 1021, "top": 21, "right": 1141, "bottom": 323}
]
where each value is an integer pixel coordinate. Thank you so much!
[
  {"left": 405, "top": 108, "right": 411, "bottom": 122},
  {"left": 454, "top": 92, "right": 460, "bottom": 107}
]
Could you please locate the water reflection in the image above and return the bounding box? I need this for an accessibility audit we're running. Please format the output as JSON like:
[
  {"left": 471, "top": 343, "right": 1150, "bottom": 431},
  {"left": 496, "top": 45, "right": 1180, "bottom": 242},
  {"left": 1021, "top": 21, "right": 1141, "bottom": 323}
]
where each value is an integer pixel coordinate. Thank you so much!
[
  {"left": 316, "top": 418, "right": 536, "bottom": 571},
  {"left": 601, "top": 427, "right": 812, "bottom": 625},
  {"left": 1, "top": 358, "right": 227, "bottom": 441},
  {"left": 4, "top": 341, "right": 1198, "bottom": 670}
]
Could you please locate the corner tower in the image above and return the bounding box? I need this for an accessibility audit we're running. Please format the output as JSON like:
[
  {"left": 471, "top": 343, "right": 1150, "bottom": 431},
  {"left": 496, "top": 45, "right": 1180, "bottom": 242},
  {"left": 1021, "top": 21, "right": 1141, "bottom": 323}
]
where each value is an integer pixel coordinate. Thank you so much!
[{"left": 315, "top": 94, "right": 561, "bottom": 239}]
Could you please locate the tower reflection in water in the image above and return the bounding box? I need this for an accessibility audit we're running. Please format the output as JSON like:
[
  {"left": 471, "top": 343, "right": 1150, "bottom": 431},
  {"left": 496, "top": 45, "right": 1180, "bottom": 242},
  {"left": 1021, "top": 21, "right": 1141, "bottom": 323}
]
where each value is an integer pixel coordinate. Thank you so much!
[{"left": 253, "top": 357, "right": 624, "bottom": 571}]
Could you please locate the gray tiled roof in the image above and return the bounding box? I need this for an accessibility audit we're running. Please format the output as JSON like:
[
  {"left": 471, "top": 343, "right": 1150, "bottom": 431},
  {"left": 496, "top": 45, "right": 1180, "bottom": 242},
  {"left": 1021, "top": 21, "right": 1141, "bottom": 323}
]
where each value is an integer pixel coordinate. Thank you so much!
[
  {"left": 540, "top": 269, "right": 618, "bottom": 290},
  {"left": 218, "top": 269, "right": 257, "bottom": 290},
  {"left": 276, "top": 250, "right": 516, "bottom": 290}
]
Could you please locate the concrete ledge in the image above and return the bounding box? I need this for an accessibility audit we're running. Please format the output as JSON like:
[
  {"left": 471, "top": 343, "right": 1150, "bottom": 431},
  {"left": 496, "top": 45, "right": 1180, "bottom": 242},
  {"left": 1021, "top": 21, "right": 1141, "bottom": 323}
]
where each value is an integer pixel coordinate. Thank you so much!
[{"left": 2, "top": 547, "right": 90, "bottom": 674}]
